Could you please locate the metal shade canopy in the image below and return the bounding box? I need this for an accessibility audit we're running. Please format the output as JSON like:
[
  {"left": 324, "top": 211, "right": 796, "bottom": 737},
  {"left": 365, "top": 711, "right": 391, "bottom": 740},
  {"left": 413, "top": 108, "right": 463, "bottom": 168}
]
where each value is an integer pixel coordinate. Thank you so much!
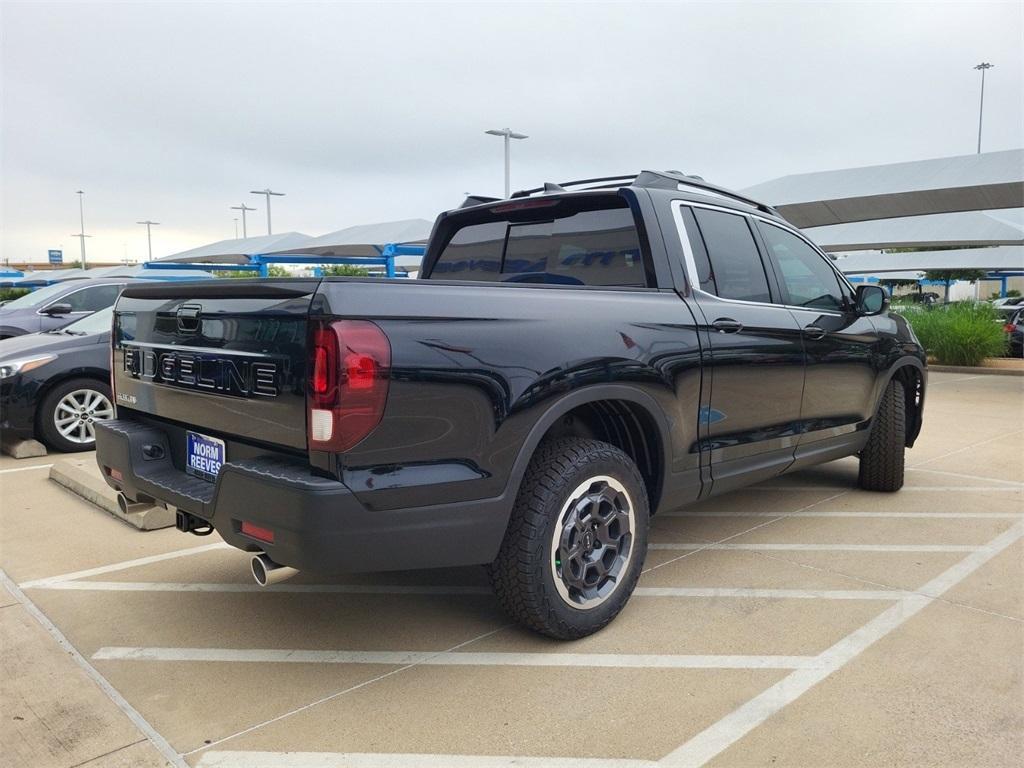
[
  {"left": 805, "top": 209, "right": 1024, "bottom": 252},
  {"left": 156, "top": 232, "right": 313, "bottom": 264},
  {"left": 743, "top": 149, "right": 1024, "bottom": 228},
  {"left": 268, "top": 218, "right": 433, "bottom": 258}
]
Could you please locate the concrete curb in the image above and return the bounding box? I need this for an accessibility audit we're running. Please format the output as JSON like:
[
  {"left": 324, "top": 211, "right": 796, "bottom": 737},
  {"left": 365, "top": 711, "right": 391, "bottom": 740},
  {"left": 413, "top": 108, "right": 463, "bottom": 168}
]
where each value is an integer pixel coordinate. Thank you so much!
[
  {"left": 928, "top": 364, "right": 1024, "bottom": 376},
  {"left": 2, "top": 439, "right": 48, "bottom": 459},
  {"left": 48, "top": 458, "right": 175, "bottom": 531}
]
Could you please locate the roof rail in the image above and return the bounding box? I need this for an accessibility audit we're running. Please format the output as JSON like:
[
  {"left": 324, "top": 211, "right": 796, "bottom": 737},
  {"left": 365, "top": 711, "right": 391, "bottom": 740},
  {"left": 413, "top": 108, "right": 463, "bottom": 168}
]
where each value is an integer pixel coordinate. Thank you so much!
[
  {"left": 633, "top": 170, "right": 778, "bottom": 215},
  {"left": 506, "top": 170, "right": 778, "bottom": 217}
]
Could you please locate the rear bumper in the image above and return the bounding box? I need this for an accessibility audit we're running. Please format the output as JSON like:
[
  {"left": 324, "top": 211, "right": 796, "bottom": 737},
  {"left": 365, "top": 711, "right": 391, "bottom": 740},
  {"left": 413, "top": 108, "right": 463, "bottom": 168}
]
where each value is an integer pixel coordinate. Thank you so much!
[{"left": 94, "top": 418, "right": 510, "bottom": 573}]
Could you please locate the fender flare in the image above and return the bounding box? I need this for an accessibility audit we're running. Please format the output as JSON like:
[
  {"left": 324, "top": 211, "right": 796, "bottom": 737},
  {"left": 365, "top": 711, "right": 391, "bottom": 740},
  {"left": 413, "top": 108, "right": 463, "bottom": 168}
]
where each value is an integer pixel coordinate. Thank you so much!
[
  {"left": 500, "top": 384, "right": 674, "bottom": 508},
  {"left": 873, "top": 357, "right": 927, "bottom": 447}
]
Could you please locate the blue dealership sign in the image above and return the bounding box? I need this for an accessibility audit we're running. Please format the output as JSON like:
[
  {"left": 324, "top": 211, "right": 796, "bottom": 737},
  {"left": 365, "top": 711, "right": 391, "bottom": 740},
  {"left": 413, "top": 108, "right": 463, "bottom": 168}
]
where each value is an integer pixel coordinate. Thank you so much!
[{"left": 48, "top": 249, "right": 63, "bottom": 264}]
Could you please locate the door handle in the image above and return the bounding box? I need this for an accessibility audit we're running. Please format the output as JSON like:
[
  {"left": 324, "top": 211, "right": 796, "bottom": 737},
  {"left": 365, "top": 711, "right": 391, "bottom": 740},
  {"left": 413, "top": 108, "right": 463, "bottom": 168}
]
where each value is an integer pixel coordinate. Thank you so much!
[
  {"left": 803, "top": 324, "right": 827, "bottom": 340},
  {"left": 712, "top": 318, "right": 743, "bottom": 334}
]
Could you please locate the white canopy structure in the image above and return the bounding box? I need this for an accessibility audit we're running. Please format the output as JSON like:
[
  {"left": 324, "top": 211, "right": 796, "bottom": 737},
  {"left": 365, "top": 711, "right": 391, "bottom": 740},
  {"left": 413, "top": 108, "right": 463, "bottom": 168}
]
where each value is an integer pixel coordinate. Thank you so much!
[
  {"left": 835, "top": 246, "right": 1024, "bottom": 275},
  {"left": 805, "top": 210, "right": 1024, "bottom": 252},
  {"left": 158, "top": 232, "right": 313, "bottom": 264},
  {"left": 743, "top": 149, "right": 1024, "bottom": 228},
  {"left": 268, "top": 218, "right": 433, "bottom": 258}
]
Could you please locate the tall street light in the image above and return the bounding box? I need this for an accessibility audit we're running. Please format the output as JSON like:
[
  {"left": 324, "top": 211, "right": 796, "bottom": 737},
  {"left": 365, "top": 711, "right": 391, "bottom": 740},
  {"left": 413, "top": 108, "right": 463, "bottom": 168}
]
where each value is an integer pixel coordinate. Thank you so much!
[
  {"left": 250, "top": 188, "right": 285, "bottom": 235},
  {"left": 233, "top": 218, "right": 239, "bottom": 239},
  {"left": 485, "top": 128, "right": 528, "bottom": 198},
  {"left": 974, "top": 62, "right": 994, "bottom": 154},
  {"left": 137, "top": 220, "right": 160, "bottom": 262},
  {"left": 71, "top": 190, "right": 90, "bottom": 268},
  {"left": 231, "top": 203, "right": 256, "bottom": 238}
]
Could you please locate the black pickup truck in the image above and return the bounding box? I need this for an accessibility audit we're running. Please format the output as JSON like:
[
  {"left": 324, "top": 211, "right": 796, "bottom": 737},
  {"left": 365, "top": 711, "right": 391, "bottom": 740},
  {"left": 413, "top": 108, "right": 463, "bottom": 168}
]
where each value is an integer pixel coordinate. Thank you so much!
[{"left": 96, "top": 171, "right": 926, "bottom": 639}]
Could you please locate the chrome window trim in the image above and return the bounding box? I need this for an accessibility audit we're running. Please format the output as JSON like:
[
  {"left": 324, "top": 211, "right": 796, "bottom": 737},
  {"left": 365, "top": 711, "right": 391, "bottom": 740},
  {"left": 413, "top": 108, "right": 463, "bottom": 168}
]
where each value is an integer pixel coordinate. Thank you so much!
[
  {"left": 670, "top": 200, "right": 846, "bottom": 317},
  {"left": 35, "top": 282, "right": 125, "bottom": 317},
  {"left": 35, "top": 285, "right": 91, "bottom": 317}
]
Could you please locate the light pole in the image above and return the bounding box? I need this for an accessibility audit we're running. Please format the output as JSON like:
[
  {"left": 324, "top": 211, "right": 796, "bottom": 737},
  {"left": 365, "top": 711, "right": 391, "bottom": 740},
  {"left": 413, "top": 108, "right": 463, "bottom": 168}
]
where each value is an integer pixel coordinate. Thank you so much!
[
  {"left": 485, "top": 128, "right": 528, "bottom": 198},
  {"left": 231, "top": 203, "right": 256, "bottom": 238},
  {"left": 250, "top": 188, "right": 285, "bottom": 235},
  {"left": 71, "top": 190, "right": 90, "bottom": 268},
  {"left": 974, "top": 62, "right": 994, "bottom": 154},
  {"left": 137, "top": 220, "right": 160, "bottom": 261},
  {"left": 233, "top": 218, "right": 239, "bottom": 239}
]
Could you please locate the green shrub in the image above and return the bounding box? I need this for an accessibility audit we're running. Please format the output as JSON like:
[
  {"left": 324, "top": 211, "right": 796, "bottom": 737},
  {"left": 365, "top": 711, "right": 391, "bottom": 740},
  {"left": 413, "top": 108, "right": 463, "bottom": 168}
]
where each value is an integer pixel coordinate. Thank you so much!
[
  {"left": 0, "top": 288, "right": 30, "bottom": 303},
  {"left": 905, "top": 302, "right": 1008, "bottom": 366}
]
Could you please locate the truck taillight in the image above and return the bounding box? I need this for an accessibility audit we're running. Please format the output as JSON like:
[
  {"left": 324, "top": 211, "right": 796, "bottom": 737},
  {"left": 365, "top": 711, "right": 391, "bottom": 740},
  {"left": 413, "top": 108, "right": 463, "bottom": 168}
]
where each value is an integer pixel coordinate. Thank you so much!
[
  {"left": 1004, "top": 323, "right": 1016, "bottom": 333},
  {"left": 308, "top": 319, "right": 391, "bottom": 453}
]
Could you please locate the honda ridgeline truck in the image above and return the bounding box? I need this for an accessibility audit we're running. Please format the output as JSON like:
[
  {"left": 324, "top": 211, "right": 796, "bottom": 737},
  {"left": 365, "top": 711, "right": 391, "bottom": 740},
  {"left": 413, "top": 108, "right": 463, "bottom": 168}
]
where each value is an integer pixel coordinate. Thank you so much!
[{"left": 95, "top": 171, "right": 926, "bottom": 639}]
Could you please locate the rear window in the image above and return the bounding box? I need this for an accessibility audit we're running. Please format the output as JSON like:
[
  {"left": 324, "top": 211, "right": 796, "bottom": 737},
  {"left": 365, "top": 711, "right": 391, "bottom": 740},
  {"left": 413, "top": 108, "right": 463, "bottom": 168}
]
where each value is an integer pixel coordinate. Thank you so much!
[{"left": 429, "top": 202, "right": 648, "bottom": 287}]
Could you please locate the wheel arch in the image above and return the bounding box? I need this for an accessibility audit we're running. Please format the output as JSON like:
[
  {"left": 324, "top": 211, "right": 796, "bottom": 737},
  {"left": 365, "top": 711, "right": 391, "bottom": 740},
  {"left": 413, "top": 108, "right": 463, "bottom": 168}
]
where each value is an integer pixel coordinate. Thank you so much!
[
  {"left": 504, "top": 385, "right": 672, "bottom": 516},
  {"left": 875, "top": 358, "right": 926, "bottom": 448}
]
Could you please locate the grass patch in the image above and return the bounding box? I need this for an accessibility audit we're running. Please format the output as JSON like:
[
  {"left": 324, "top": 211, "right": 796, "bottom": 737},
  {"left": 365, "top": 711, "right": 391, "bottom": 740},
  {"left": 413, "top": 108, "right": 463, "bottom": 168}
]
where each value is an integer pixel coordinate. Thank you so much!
[{"left": 904, "top": 302, "right": 1008, "bottom": 366}]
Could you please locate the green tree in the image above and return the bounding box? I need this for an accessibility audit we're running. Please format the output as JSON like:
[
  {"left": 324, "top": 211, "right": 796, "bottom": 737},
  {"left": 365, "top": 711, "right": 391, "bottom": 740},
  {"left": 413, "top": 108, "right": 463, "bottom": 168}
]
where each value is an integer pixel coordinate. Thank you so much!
[
  {"left": 320, "top": 265, "right": 370, "bottom": 277},
  {"left": 923, "top": 269, "right": 987, "bottom": 303},
  {"left": 213, "top": 264, "right": 293, "bottom": 279}
]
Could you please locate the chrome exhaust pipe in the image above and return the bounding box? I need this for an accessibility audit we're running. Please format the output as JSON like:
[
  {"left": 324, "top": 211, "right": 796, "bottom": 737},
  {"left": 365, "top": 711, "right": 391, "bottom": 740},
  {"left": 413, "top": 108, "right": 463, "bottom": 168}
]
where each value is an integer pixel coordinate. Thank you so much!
[
  {"left": 250, "top": 553, "right": 298, "bottom": 587},
  {"left": 117, "top": 492, "right": 152, "bottom": 515}
]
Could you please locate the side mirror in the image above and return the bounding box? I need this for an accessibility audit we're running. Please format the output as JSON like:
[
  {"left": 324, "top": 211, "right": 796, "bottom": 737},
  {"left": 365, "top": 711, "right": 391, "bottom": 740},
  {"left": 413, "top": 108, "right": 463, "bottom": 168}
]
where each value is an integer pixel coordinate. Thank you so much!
[
  {"left": 41, "top": 303, "right": 73, "bottom": 316},
  {"left": 855, "top": 285, "right": 888, "bottom": 316}
]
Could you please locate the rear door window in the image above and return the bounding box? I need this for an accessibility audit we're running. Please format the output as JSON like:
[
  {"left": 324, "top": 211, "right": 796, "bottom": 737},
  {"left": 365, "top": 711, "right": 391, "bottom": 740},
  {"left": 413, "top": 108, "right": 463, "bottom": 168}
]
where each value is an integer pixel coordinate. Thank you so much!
[
  {"left": 690, "top": 208, "right": 772, "bottom": 303},
  {"left": 430, "top": 204, "right": 647, "bottom": 287}
]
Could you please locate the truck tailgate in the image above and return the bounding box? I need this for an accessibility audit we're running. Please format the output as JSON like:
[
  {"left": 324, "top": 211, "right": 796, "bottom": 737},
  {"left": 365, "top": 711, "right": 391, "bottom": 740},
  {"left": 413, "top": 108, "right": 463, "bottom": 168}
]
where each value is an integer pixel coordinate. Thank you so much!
[{"left": 112, "top": 280, "right": 318, "bottom": 452}]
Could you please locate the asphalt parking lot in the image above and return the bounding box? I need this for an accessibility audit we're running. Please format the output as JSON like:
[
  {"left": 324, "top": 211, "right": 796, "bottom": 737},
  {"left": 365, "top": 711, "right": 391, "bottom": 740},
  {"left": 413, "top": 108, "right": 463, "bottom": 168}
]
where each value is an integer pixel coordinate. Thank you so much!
[{"left": 2, "top": 371, "right": 1022, "bottom": 768}]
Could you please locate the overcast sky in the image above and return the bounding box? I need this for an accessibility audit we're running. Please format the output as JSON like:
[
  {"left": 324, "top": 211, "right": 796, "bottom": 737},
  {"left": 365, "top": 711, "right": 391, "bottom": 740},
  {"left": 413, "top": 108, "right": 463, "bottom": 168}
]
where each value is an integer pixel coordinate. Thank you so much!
[{"left": 2, "top": 1, "right": 1021, "bottom": 264}]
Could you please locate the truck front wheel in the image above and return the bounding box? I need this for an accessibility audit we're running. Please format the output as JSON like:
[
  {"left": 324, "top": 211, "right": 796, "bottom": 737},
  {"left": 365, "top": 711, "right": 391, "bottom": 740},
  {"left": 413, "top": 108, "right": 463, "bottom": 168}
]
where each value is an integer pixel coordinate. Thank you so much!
[
  {"left": 487, "top": 437, "right": 650, "bottom": 640},
  {"left": 858, "top": 379, "right": 906, "bottom": 492}
]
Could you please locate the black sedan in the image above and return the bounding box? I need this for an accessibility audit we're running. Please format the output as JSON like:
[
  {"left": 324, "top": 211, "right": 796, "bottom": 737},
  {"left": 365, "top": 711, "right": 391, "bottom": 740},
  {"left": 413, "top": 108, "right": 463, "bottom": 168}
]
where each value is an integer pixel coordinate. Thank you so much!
[{"left": 0, "top": 307, "right": 114, "bottom": 452}]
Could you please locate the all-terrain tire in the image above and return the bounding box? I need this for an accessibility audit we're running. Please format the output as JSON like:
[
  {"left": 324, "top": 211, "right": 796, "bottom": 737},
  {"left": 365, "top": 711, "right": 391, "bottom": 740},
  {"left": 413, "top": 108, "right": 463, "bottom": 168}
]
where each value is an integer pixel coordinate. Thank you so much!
[
  {"left": 858, "top": 379, "right": 906, "bottom": 492},
  {"left": 487, "top": 437, "right": 649, "bottom": 640},
  {"left": 37, "top": 378, "right": 114, "bottom": 453}
]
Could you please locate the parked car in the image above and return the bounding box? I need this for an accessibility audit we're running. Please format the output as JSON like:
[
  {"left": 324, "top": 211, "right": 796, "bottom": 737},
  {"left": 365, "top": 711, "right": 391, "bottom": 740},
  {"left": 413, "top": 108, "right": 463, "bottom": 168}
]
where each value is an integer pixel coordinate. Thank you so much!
[
  {"left": 992, "top": 296, "right": 1024, "bottom": 309},
  {"left": 0, "top": 279, "right": 133, "bottom": 338},
  {"left": 95, "top": 170, "right": 927, "bottom": 639},
  {"left": 0, "top": 307, "right": 115, "bottom": 452},
  {"left": 998, "top": 306, "right": 1024, "bottom": 358}
]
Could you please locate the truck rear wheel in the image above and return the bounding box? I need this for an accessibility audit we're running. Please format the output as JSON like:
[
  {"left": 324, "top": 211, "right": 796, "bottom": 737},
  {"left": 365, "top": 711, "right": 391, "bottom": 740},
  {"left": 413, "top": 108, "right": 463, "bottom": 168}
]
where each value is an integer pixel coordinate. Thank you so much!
[
  {"left": 487, "top": 437, "right": 649, "bottom": 640},
  {"left": 858, "top": 379, "right": 906, "bottom": 492}
]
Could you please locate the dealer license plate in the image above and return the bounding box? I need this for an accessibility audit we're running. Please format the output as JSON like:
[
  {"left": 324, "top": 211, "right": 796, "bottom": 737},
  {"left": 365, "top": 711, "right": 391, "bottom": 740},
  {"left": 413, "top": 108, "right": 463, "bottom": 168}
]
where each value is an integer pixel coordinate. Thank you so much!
[{"left": 185, "top": 431, "right": 226, "bottom": 482}]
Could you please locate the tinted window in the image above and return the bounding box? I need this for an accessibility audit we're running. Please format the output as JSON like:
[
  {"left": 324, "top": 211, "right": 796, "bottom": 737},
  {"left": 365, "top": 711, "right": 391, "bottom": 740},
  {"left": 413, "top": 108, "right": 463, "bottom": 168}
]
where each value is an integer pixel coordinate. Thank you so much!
[
  {"left": 431, "top": 206, "right": 646, "bottom": 287},
  {"left": 757, "top": 223, "right": 846, "bottom": 311},
  {"left": 691, "top": 208, "right": 771, "bottom": 303},
  {"left": 59, "top": 283, "right": 124, "bottom": 312},
  {"left": 429, "top": 222, "right": 505, "bottom": 280}
]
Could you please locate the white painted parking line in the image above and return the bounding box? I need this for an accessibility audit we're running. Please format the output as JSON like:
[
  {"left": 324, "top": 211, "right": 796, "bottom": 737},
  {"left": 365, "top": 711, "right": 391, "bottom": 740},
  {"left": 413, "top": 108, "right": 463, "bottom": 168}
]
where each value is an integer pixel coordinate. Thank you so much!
[
  {"left": 661, "top": 510, "right": 1023, "bottom": 519},
  {"left": 648, "top": 543, "right": 983, "bottom": 552},
  {"left": 92, "top": 646, "right": 821, "bottom": 670},
  {"left": 0, "top": 463, "right": 54, "bottom": 474},
  {"left": 34, "top": 581, "right": 493, "bottom": 595},
  {"left": 749, "top": 486, "right": 1022, "bottom": 492},
  {"left": 18, "top": 542, "right": 231, "bottom": 588},
  {"left": 27, "top": 580, "right": 908, "bottom": 601},
  {"left": 186, "top": 526, "right": 1024, "bottom": 768},
  {"left": 196, "top": 752, "right": 658, "bottom": 768},
  {"left": 0, "top": 570, "right": 188, "bottom": 768},
  {"left": 906, "top": 467, "right": 1024, "bottom": 486},
  {"left": 634, "top": 587, "right": 905, "bottom": 600},
  {"left": 658, "top": 522, "right": 1024, "bottom": 767}
]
